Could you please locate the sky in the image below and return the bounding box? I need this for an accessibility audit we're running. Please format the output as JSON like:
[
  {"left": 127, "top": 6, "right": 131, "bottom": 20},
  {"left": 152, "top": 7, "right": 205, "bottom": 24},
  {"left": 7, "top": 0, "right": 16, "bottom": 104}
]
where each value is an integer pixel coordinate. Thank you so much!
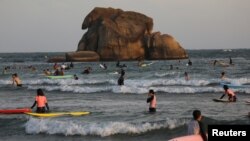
[{"left": 0, "top": 0, "right": 250, "bottom": 52}]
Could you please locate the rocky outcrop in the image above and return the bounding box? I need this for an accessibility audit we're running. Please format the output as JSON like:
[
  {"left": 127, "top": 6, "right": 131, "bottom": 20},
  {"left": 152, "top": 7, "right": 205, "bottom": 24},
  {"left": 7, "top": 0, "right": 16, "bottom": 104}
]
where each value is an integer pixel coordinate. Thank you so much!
[
  {"left": 48, "top": 7, "right": 187, "bottom": 62},
  {"left": 146, "top": 32, "right": 187, "bottom": 59},
  {"left": 66, "top": 51, "right": 100, "bottom": 62}
]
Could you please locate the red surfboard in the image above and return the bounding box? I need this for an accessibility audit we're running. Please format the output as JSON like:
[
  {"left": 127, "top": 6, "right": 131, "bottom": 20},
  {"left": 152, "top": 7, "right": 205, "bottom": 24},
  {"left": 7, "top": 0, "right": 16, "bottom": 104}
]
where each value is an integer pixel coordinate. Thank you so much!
[{"left": 0, "top": 108, "right": 31, "bottom": 114}]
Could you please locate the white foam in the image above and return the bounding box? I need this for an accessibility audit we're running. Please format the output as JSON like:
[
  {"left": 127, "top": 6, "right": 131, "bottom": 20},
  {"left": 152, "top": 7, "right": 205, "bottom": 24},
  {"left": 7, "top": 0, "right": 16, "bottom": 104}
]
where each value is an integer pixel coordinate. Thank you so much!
[{"left": 25, "top": 118, "right": 187, "bottom": 137}]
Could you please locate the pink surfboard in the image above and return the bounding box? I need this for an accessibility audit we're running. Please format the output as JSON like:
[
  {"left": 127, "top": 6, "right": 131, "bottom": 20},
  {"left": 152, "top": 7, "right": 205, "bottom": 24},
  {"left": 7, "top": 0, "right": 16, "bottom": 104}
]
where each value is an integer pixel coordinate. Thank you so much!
[{"left": 168, "top": 135, "right": 203, "bottom": 141}]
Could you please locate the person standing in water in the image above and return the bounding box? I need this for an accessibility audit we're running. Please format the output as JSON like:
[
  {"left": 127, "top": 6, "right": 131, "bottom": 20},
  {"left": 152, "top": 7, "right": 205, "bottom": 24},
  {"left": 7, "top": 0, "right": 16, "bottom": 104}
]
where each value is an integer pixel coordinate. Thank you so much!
[
  {"left": 31, "top": 89, "right": 49, "bottom": 113},
  {"left": 220, "top": 85, "right": 237, "bottom": 102},
  {"left": 117, "top": 68, "right": 125, "bottom": 85},
  {"left": 220, "top": 72, "right": 226, "bottom": 80},
  {"left": 184, "top": 72, "right": 190, "bottom": 81},
  {"left": 146, "top": 89, "right": 157, "bottom": 113},
  {"left": 187, "top": 110, "right": 207, "bottom": 141},
  {"left": 229, "top": 57, "right": 233, "bottom": 65},
  {"left": 12, "top": 73, "right": 22, "bottom": 87}
]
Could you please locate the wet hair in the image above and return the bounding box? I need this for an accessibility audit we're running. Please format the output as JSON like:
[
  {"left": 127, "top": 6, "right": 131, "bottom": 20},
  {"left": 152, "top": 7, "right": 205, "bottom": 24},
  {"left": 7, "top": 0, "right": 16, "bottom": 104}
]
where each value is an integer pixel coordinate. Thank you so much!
[
  {"left": 221, "top": 72, "right": 225, "bottom": 75},
  {"left": 192, "top": 110, "right": 201, "bottom": 120},
  {"left": 149, "top": 89, "right": 154, "bottom": 94},
  {"left": 12, "top": 73, "right": 17, "bottom": 77},
  {"left": 223, "top": 85, "right": 229, "bottom": 90},
  {"left": 37, "top": 89, "right": 44, "bottom": 96}
]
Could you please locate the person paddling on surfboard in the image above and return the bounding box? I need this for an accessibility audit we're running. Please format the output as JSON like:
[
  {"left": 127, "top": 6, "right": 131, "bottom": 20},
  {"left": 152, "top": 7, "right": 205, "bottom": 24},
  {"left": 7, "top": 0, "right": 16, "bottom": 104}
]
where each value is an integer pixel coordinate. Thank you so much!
[
  {"left": 146, "top": 89, "right": 157, "bottom": 113},
  {"left": 30, "top": 89, "right": 49, "bottom": 113},
  {"left": 220, "top": 85, "right": 237, "bottom": 102},
  {"left": 188, "top": 110, "right": 207, "bottom": 141}
]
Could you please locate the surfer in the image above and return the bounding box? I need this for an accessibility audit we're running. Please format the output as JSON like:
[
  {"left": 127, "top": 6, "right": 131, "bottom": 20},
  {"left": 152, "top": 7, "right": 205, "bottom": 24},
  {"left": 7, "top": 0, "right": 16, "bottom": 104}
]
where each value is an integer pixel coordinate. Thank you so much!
[
  {"left": 12, "top": 73, "right": 22, "bottom": 87},
  {"left": 187, "top": 110, "right": 207, "bottom": 141},
  {"left": 146, "top": 89, "right": 157, "bottom": 113},
  {"left": 220, "top": 85, "right": 237, "bottom": 102},
  {"left": 30, "top": 89, "right": 49, "bottom": 113}
]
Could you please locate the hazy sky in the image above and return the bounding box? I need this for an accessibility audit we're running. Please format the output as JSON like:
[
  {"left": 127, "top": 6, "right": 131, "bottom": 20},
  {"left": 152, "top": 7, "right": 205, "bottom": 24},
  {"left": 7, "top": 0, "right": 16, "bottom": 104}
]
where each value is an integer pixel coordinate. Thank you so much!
[{"left": 0, "top": 0, "right": 250, "bottom": 52}]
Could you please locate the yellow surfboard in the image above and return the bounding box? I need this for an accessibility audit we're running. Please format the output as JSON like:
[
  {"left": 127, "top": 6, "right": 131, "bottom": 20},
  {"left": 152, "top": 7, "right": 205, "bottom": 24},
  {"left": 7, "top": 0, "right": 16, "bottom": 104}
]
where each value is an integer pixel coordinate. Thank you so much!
[{"left": 25, "top": 111, "right": 90, "bottom": 117}]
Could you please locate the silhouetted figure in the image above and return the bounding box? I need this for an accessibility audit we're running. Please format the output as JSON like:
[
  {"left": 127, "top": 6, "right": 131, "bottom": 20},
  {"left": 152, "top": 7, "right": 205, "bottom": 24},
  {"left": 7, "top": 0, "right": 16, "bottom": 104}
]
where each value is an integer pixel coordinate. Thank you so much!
[{"left": 188, "top": 59, "right": 192, "bottom": 66}]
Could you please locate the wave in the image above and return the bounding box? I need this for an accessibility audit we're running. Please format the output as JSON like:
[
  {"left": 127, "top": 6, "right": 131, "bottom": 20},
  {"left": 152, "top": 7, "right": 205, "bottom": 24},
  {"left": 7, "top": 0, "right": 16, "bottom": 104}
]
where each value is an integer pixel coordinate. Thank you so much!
[
  {"left": 1, "top": 77, "right": 250, "bottom": 87},
  {"left": 27, "top": 84, "right": 250, "bottom": 94},
  {"left": 25, "top": 118, "right": 188, "bottom": 137}
]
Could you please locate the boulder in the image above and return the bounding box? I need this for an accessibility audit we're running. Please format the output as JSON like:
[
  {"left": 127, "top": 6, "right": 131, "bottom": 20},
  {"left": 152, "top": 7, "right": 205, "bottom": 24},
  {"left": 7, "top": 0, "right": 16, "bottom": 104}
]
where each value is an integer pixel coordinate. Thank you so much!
[
  {"left": 147, "top": 32, "right": 188, "bottom": 59},
  {"left": 59, "top": 7, "right": 188, "bottom": 62},
  {"left": 47, "top": 56, "right": 66, "bottom": 62},
  {"left": 65, "top": 51, "right": 100, "bottom": 62}
]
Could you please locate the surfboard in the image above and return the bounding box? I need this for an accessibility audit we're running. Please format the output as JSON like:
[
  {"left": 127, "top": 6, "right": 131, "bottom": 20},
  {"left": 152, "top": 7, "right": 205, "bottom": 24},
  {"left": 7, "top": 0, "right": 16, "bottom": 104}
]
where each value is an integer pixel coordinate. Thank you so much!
[
  {"left": 168, "top": 135, "right": 203, "bottom": 141},
  {"left": 25, "top": 111, "right": 90, "bottom": 117},
  {"left": 109, "top": 71, "right": 119, "bottom": 75},
  {"left": 99, "top": 64, "right": 105, "bottom": 69},
  {"left": 140, "top": 62, "right": 154, "bottom": 67},
  {"left": 0, "top": 108, "right": 31, "bottom": 114},
  {"left": 46, "top": 75, "right": 73, "bottom": 79},
  {"left": 212, "top": 98, "right": 230, "bottom": 102}
]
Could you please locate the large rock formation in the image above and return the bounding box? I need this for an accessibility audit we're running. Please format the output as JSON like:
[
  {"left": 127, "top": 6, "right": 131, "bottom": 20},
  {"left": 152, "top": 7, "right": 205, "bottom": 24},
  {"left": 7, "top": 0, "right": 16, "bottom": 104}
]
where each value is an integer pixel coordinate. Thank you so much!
[{"left": 63, "top": 7, "right": 187, "bottom": 62}]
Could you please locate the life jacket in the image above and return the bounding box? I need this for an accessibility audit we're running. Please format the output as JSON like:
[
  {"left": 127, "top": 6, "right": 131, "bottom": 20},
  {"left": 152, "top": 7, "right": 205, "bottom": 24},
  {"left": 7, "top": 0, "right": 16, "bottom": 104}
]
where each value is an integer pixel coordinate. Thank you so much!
[
  {"left": 35, "top": 96, "right": 47, "bottom": 108},
  {"left": 226, "top": 89, "right": 235, "bottom": 96},
  {"left": 150, "top": 95, "right": 157, "bottom": 108}
]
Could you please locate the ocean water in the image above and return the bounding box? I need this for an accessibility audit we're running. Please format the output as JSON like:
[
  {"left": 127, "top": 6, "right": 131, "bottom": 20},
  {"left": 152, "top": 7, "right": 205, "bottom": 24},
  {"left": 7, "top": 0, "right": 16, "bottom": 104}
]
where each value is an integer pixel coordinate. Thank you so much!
[{"left": 0, "top": 49, "right": 250, "bottom": 141}]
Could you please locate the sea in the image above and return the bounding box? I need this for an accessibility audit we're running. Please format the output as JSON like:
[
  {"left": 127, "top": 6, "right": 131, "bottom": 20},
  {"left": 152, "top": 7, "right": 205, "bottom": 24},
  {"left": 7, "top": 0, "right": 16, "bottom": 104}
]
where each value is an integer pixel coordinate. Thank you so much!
[{"left": 0, "top": 49, "right": 250, "bottom": 141}]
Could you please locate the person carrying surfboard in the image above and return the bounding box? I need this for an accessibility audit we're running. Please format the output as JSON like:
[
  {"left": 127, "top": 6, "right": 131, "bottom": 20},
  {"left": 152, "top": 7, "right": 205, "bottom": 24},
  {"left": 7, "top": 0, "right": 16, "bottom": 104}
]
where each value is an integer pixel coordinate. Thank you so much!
[
  {"left": 146, "top": 89, "right": 157, "bottom": 113},
  {"left": 187, "top": 110, "right": 207, "bottom": 141},
  {"left": 220, "top": 85, "right": 237, "bottom": 102},
  {"left": 30, "top": 89, "right": 50, "bottom": 113}
]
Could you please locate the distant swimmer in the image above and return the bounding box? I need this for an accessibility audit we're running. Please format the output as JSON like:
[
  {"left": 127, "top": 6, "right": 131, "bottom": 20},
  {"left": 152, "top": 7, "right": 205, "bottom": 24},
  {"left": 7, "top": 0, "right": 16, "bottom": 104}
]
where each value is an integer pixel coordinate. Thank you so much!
[
  {"left": 188, "top": 59, "right": 192, "bottom": 66},
  {"left": 74, "top": 74, "right": 78, "bottom": 80},
  {"left": 70, "top": 62, "right": 74, "bottom": 68},
  {"left": 229, "top": 57, "right": 233, "bottom": 65},
  {"left": 146, "top": 89, "right": 157, "bottom": 113},
  {"left": 184, "top": 72, "right": 190, "bottom": 81},
  {"left": 220, "top": 72, "right": 226, "bottom": 80},
  {"left": 213, "top": 60, "right": 217, "bottom": 66},
  {"left": 30, "top": 89, "right": 49, "bottom": 113},
  {"left": 116, "top": 60, "right": 127, "bottom": 68},
  {"left": 220, "top": 85, "right": 237, "bottom": 102},
  {"left": 59, "top": 68, "right": 64, "bottom": 76},
  {"left": 170, "top": 65, "right": 173, "bottom": 70},
  {"left": 187, "top": 110, "right": 207, "bottom": 141},
  {"left": 53, "top": 63, "right": 59, "bottom": 70},
  {"left": 2, "top": 67, "right": 7, "bottom": 74},
  {"left": 82, "top": 67, "right": 92, "bottom": 74},
  {"left": 12, "top": 73, "right": 22, "bottom": 87},
  {"left": 43, "top": 69, "right": 51, "bottom": 76}
]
